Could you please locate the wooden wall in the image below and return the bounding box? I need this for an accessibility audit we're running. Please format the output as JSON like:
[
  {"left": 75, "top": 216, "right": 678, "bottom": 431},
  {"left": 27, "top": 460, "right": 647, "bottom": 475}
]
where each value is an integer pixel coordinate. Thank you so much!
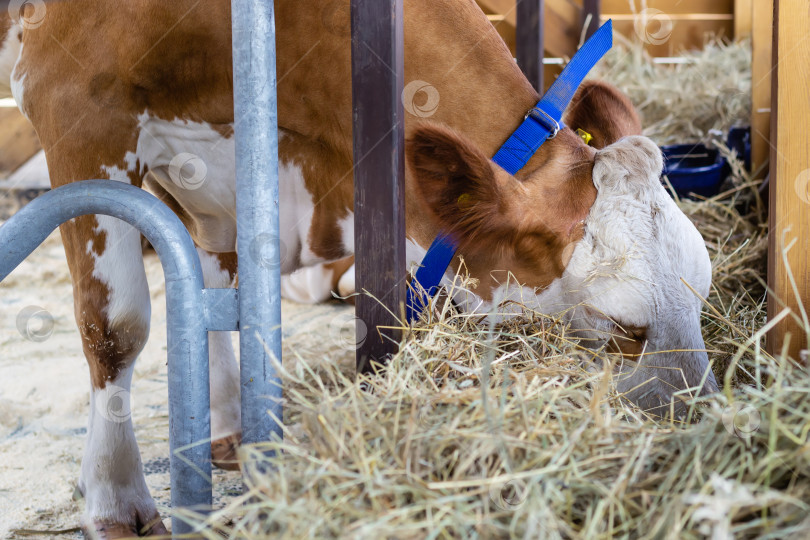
[
  {"left": 768, "top": 0, "right": 809, "bottom": 361},
  {"left": 477, "top": 0, "right": 745, "bottom": 61},
  {"left": 476, "top": 0, "right": 748, "bottom": 92},
  {"left": 0, "top": 107, "right": 40, "bottom": 180},
  {"left": 602, "top": 0, "right": 736, "bottom": 56}
]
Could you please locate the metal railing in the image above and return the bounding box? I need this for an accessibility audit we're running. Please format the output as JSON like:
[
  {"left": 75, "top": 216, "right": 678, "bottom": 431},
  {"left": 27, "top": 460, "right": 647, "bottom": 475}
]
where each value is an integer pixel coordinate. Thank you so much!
[{"left": 0, "top": 1, "right": 284, "bottom": 535}]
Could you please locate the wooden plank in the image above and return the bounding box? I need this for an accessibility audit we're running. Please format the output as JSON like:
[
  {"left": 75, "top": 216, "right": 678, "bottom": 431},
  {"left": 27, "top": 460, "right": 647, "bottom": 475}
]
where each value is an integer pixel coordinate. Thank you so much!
[
  {"left": 0, "top": 108, "right": 41, "bottom": 179},
  {"left": 602, "top": 0, "right": 733, "bottom": 14},
  {"left": 768, "top": 0, "right": 810, "bottom": 360},
  {"left": 607, "top": 14, "right": 734, "bottom": 21},
  {"left": 734, "top": 0, "right": 753, "bottom": 39},
  {"left": 351, "top": 0, "right": 407, "bottom": 374},
  {"left": 611, "top": 18, "right": 733, "bottom": 56},
  {"left": 476, "top": 0, "right": 580, "bottom": 58},
  {"left": 750, "top": 0, "right": 773, "bottom": 178},
  {"left": 516, "top": 0, "right": 545, "bottom": 92}
]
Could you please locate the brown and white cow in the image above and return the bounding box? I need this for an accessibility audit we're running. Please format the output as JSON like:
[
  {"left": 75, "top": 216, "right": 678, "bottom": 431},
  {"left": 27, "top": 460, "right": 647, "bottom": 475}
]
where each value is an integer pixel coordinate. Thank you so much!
[{"left": 1, "top": 0, "right": 716, "bottom": 536}]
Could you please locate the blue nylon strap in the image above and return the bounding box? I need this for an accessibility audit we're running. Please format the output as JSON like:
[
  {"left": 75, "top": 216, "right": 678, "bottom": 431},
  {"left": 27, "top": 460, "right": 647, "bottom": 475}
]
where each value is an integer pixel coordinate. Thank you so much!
[
  {"left": 492, "top": 19, "right": 613, "bottom": 174},
  {"left": 405, "top": 20, "right": 614, "bottom": 323},
  {"left": 406, "top": 232, "right": 457, "bottom": 322}
]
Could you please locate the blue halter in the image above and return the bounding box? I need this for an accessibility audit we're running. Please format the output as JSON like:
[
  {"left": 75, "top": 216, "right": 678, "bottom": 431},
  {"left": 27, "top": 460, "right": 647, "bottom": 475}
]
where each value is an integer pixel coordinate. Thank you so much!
[{"left": 405, "top": 20, "right": 614, "bottom": 323}]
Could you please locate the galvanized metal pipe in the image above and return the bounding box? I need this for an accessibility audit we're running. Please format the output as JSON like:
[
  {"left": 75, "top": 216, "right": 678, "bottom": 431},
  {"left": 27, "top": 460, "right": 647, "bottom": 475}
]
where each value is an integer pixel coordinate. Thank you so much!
[
  {"left": 231, "top": 0, "right": 284, "bottom": 448},
  {"left": 0, "top": 180, "right": 212, "bottom": 536}
]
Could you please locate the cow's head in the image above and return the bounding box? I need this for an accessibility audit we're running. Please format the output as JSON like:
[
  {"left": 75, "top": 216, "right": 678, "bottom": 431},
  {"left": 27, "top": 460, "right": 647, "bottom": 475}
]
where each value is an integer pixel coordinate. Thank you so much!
[{"left": 407, "top": 81, "right": 717, "bottom": 417}]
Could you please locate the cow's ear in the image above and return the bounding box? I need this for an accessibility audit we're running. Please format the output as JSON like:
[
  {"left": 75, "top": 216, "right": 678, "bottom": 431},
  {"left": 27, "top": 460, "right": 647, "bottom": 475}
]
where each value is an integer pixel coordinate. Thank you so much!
[
  {"left": 407, "top": 124, "right": 514, "bottom": 241},
  {"left": 563, "top": 80, "right": 642, "bottom": 149}
]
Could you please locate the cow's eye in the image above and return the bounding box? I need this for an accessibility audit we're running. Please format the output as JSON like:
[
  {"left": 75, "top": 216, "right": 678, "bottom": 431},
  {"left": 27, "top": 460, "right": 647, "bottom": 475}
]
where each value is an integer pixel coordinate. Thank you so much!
[
  {"left": 624, "top": 326, "right": 647, "bottom": 341},
  {"left": 607, "top": 323, "right": 648, "bottom": 356}
]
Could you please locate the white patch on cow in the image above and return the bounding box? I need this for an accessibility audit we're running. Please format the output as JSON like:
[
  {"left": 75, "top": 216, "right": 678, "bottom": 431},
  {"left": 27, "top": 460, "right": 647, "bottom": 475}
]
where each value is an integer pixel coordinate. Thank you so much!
[
  {"left": 280, "top": 264, "right": 337, "bottom": 304},
  {"left": 123, "top": 150, "right": 139, "bottom": 174},
  {"left": 0, "top": 23, "right": 21, "bottom": 99},
  {"left": 131, "top": 121, "right": 332, "bottom": 272},
  {"left": 403, "top": 238, "right": 488, "bottom": 316},
  {"left": 338, "top": 212, "right": 354, "bottom": 254},
  {"left": 7, "top": 37, "right": 28, "bottom": 118},
  {"left": 100, "top": 164, "right": 129, "bottom": 183},
  {"left": 80, "top": 365, "right": 157, "bottom": 526},
  {"left": 88, "top": 167, "right": 151, "bottom": 331},
  {"left": 197, "top": 248, "right": 241, "bottom": 440},
  {"left": 278, "top": 155, "right": 313, "bottom": 269},
  {"left": 406, "top": 238, "right": 428, "bottom": 274},
  {"left": 337, "top": 264, "right": 355, "bottom": 298},
  {"left": 133, "top": 112, "right": 237, "bottom": 253},
  {"left": 279, "top": 238, "right": 431, "bottom": 303}
]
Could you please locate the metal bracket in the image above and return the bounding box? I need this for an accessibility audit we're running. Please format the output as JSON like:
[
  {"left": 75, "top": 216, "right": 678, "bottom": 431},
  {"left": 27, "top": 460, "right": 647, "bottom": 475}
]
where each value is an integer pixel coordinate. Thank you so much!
[{"left": 525, "top": 106, "right": 561, "bottom": 139}]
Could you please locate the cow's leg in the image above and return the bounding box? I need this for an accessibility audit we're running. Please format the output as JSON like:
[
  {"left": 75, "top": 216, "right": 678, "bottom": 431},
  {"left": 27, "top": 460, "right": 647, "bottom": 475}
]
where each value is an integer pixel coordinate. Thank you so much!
[
  {"left": 197, "top": 248, "right": 242, "bottom": 470},
  {"left": 280, "top": 257, "right": 356, "bottom": 304},
  {"left": 60, "top": 211, "right": 166, "bottom": 538}
]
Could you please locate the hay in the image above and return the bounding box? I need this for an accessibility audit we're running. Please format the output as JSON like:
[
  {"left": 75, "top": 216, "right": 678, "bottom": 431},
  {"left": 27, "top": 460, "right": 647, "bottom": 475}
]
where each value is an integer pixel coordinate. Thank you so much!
[
  {"left": 191, "top": 39, "right": 810, "bottom": 539},
  {"left": 596, "top": 35, "right": 752, "bottom": 146}
]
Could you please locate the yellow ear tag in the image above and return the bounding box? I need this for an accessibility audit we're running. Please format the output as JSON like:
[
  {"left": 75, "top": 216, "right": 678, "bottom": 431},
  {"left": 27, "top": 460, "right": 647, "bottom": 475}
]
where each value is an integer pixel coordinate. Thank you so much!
[
  {"left": 457, "top": 193, "right": 472, "bottom": 209},
  {"left": 577, "top": 128, "right": 593, "bottom": 146}
]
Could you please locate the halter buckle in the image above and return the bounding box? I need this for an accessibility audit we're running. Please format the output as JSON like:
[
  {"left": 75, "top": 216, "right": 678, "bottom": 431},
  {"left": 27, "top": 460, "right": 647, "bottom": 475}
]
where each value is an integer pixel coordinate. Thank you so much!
[{"left": 525, "top": 106, "right": 561, "bottom": 139}]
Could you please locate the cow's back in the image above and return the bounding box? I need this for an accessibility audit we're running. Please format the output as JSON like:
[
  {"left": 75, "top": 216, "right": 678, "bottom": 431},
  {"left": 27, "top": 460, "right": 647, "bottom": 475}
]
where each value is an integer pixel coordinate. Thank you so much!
[{"left": 15, "top": 1, "right": 232, "bottom": 130}]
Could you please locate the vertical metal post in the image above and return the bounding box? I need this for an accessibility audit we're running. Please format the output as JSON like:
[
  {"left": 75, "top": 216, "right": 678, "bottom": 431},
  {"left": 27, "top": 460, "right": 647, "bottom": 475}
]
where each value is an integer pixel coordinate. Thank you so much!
[
  {"left": 351, "top": 0, "right": 407, "bottom": 374},
  {"left": 517, "top": 0, "right": 545, "bottom": 93},
  {"left": 583, "top": 0, "right": 602, "bottom": 40},
  {"left": 231, "top": 0, "right": 283, "bottom": 445},
  {"left": 351, "top": 0, "right": 405, "bottom": 372}
]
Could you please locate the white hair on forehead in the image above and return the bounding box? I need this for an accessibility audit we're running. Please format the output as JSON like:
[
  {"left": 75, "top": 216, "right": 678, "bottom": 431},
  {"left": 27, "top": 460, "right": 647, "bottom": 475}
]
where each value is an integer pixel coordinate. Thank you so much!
[
  {"left": 557, "top": 134, "right": 712, "bottom": 327},
  {"left": 592, "top": 135, "right": 664, "bottom": 195},
  {"left": 567, "top": 136, "right": 666, "bottom": 289}
]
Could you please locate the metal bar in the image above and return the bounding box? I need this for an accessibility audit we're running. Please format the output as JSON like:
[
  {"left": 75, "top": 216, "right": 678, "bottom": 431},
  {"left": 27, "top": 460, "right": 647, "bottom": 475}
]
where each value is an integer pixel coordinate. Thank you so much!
[
  {"left": 231, "top": 0, "right": 284, "bottom": 445},
  {"left": 0, "top": 180, "right": 211, "bottom": 536},
  {"left": 203, "top": 288, "right": 240, "bottom": 332},
  {"left": 583, "top": 0, "right": 601, "bottom": 40},
  {"left": 351, "top": 0, "right": 407, "bottom": 374},
  {"left": 517, "top": 0, "right": 545, "bottom": 93}
]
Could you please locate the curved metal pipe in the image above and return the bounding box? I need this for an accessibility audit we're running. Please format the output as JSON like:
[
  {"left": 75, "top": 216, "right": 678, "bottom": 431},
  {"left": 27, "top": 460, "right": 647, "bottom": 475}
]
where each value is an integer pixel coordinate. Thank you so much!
[{"left": 0, "top": 180, "right": 212, "bottom": 535}]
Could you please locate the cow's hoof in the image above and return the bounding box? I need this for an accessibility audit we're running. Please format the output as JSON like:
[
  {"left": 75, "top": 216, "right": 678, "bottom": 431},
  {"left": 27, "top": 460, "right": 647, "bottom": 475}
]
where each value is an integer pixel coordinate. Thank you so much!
[
  {"left": 84, "top": 514, "right": 167, "bottom": 538},
  {"left": 212, "top": 432, "right": 242, "bottom": 471},
  {"left": 140, "top": 515, "right": 169, "bottom": 537}
]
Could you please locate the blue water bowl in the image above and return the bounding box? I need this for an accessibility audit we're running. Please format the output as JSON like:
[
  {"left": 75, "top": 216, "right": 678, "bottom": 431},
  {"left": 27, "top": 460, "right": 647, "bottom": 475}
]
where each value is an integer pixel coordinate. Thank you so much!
[
  {"left": 727, "top": 126, "right": 751, "bottom": 170},
  {"left": 661, "top": 144, "right": 727, "bottom": 199}
]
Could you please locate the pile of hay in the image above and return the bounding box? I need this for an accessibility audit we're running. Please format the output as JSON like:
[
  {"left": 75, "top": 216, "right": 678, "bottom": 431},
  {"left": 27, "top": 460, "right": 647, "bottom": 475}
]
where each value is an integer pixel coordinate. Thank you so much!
[
  {"left": 192, "top": 39, "right": 810, "bottom": 539},
  {"left": 597, "top": 35, "right": 753, "bottom": 146}
]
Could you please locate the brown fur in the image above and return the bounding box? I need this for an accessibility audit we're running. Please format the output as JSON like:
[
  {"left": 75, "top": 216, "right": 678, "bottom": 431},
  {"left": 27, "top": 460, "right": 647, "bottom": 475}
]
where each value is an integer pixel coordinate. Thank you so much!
[
  {"left": 407, "top": 123, "right": 599, "bottom": 297},
  {"left": 0, "top": 14, "right": 10, "bottom": 39},
  {"left": 278, "top": 130, "right": 355, "bottom": 262},
  {"left": 564, "top": 80, "right": 643, "bottom": 149}
]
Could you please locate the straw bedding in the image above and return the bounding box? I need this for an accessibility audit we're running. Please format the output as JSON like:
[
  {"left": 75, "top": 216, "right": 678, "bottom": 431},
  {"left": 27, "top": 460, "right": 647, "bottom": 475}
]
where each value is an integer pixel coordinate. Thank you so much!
[{"left": 192, "top": 38, "right": 810, "bottom": 539}]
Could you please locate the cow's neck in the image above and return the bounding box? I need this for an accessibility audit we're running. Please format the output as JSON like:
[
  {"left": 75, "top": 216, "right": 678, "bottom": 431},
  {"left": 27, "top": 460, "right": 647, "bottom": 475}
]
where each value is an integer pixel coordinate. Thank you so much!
[
  {"left": 275, "top": 0, "right": 584, "bottom": 301},
  {"left": 403, "top": 0, "right": 542, "bottom": 159},
  {"left": 401, "top": 1, "right": 573, "bottom": 286}
]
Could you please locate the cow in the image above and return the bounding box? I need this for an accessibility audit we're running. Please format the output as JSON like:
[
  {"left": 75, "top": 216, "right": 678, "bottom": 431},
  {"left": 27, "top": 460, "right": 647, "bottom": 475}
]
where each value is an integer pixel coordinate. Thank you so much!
[{"left": 1, "top": 0, "right": 717, "bottom": 536}]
